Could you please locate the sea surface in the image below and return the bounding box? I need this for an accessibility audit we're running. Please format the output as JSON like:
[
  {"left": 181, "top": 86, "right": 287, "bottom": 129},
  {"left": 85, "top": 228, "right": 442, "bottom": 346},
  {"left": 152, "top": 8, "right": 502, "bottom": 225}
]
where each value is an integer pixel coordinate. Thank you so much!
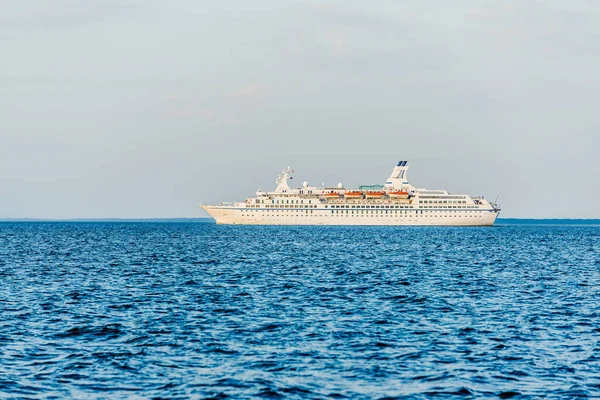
[{"left": 1, "top": 222, "right": 599, "bottom": 398}]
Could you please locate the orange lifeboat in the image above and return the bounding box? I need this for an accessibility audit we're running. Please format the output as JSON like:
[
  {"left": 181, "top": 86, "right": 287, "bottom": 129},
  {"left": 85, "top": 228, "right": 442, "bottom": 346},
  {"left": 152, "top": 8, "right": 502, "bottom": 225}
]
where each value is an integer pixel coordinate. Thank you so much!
[
  {"left": 388, "top": 190, "right": 409, "bottom": 199},
  {"left": 324, "top": 192, "right": 340, "bottom": 198},
  {"left": 365, "top": 191, "right": 385, "bottom": 199},
  {"left": 344, "top": 191, "right": 363, "bottom": 198}
]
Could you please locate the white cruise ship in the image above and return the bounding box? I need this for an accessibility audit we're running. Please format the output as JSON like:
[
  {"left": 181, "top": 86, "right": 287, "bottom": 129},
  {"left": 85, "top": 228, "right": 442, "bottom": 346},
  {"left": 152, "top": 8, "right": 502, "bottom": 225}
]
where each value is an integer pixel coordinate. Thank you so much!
[{"left": 200, "top": 161, "right": 501, "bottom": 226}]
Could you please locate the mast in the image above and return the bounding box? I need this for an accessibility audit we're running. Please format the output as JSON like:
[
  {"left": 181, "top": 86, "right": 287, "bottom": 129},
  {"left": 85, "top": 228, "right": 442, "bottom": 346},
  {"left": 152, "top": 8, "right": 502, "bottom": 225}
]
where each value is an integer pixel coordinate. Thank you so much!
[{"left": 274, "top": 167, "right": 292, "bottom": 193}]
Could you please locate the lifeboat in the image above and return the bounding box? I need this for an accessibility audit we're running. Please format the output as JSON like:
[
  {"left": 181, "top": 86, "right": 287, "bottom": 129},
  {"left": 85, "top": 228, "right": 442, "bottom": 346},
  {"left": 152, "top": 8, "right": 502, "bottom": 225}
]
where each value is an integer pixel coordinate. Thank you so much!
[
  {"left": 344, "top": 191, "right": 363, "bottom": 198},
  {"left": 388, "top": 190, "right": 409, "bottom": 199},
  {"left": 324, "top": 192, "right": 340, "bottom": 198},
  {"left": 365, "top": 191, "right": 385, "bottom": 199}
]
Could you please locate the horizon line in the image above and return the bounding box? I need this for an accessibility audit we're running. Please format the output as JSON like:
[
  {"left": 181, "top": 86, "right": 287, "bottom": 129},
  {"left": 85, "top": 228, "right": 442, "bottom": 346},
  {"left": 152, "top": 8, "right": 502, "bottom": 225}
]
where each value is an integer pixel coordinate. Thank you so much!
[{"left": 1, "top": 217, "right": 600, "bottom": 223}]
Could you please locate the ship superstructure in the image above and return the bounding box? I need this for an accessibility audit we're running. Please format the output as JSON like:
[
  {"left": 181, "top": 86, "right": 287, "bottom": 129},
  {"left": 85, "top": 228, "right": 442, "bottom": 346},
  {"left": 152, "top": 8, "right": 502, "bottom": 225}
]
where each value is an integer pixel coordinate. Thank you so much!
[{"left": 200, "top": 161, "right": 500, "bottom": 226}]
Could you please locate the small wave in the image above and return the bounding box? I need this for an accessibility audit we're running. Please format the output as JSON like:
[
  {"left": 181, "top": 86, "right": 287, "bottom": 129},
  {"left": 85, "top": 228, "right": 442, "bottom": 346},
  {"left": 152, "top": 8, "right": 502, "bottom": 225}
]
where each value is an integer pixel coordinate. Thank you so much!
[
  {"left": 55, "top": 324, "right": 123, "bottom": 339},
  {"left": 192, "top": 259, "right": 217, "bottom": 265},
  {"left": 207, "top": 348, "right": 238, "bottom": 355},
  {"left": 3, "top": 222, "right": 599, "bottom": 398},
  {"left": 254, "top": 323, "right": 284, "bottom": 332},
  {"left": 107, "top": 303, "right": 134, "bottom": 310},
  {"left": 280, "top": 386, "right": 313, "bottom": 395},
  {"left": 498, "top": 391, "right": 521, "bottom": 398},
  {"left": 256, "top": 387, "right": 283, "bottom": 398},
  {"left": 423, "top": 387, "right": 473, "bottom": 396}
]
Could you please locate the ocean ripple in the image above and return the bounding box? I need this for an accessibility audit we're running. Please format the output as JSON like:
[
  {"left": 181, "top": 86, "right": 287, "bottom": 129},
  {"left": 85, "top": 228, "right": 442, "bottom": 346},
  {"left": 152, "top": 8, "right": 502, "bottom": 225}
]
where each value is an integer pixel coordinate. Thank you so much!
[{"left": 0, "top": 222, "right": 599, "bottom": 398}]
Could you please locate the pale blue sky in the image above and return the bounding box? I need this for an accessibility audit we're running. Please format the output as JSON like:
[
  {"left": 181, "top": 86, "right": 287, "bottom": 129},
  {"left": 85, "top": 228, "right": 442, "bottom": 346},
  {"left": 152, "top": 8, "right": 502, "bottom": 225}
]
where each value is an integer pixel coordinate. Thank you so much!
[{"left": 1, "top": 0, "right": 599, "bottom": 218}]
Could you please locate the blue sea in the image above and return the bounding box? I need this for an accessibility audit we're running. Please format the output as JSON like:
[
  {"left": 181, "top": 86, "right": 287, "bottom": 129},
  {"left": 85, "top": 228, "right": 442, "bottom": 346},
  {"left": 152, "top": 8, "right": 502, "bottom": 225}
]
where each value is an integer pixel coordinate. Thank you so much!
[{"left": 1, "top": 221, "right": 599, "bottom": 398}]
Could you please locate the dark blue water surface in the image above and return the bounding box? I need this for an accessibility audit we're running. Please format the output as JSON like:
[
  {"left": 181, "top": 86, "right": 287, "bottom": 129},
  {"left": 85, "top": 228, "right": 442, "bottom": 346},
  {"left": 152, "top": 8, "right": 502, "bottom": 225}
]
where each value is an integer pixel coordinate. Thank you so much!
[{"left": 1, "top": 222, "right": 599, "bottom": 398}]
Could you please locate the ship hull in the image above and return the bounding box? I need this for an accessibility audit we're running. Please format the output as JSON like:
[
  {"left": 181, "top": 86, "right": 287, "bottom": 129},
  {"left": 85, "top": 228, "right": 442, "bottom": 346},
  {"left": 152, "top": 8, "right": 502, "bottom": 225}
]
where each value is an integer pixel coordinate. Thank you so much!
[{"left": 200, "top": 206, "right": 499, "bottom": 226}]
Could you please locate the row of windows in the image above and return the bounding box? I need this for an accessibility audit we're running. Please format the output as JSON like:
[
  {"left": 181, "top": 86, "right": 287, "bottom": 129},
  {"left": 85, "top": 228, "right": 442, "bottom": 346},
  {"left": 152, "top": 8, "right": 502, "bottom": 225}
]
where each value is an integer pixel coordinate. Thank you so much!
[
  {"left": 244, "top": 209, "right": 482, "bottom": 214},
  {"left": 243, "top": 210, "right": 315, "bottom": 216},
  {"left": 332, "top": 210, "right": 479, "bottom": 214},
  {"left": 272, "top": 199, "right": 312, "bottom": 204},
  {"left": 247, "top": 204, "right": 480, "bottom": 210},
  {"left": 248, "top": 204, "right": 318, "bottom": 208},
  {"left": 419, "top": 195, "right": 466, "bottom": 199},
  {"left": 419, "top": 200, "right": 466, "bottom": 204},
  {"left": 248, "top": 204, "right": 414, "bottom": 209},
  {"left": 249, "top": 199, "right": 314, "bottom": 205},
  {"left": 253, "top": 196, "right": 472, "bottom": 205},
  {"left": 329, "top": 205, "right": 412, "bottom": 209},
  {"left": 241, "top": 211, "right": 484, "bottom": 218},
  {"left": 419, "top": 205, "right": 479, "bottom": 209}
]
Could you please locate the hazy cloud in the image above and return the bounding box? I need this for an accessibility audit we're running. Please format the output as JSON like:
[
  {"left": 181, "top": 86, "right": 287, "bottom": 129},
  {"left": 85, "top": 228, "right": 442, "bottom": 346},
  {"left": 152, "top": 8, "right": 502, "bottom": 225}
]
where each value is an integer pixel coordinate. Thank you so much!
[
  {"left": 0, "top": 0, "right": 599, "bottom": 219},
  {"left": 0, "top": 0, "right": 141, "bottom": 32},
  {"left": 227, "top": 83, "right": 270, "bottom": 100}
]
